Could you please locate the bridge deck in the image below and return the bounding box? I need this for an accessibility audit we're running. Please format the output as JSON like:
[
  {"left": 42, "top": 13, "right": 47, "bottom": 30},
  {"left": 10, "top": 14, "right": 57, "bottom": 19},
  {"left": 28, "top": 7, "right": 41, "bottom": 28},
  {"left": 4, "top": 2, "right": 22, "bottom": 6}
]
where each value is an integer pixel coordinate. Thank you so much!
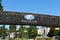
[{"left": 0, "top": 11, "right": 60, "bottom": 27}]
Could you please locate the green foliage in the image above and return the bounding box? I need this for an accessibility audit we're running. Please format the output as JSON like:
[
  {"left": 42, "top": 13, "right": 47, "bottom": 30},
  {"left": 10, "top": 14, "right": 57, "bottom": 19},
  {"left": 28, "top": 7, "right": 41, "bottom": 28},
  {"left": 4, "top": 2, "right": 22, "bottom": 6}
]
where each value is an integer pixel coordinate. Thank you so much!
[
  {"left": 47, "top": 28, "right": 56, "bottom": 38},
  {"left": 0, "top": 26, "right": 3, "bottom": 37},
  {"left": 9, "top": 38, "right": 14, "bottom": 40},
  {"left": 47, "top": 28, "right": 60, "bottom": 38},
  {"left": 19, "top": 27, "right": 23, "bottom": 38},
  {"left": 18, "top": 27, "right": 28, "bottom": 38},
  {"left": 54, "top": 30, "right": 59, "bottom": 35},
  {"left": 27, "top": 26, "right": 38, "bottom": 39},
  {"left": 0, "top": 25, "right": 7, "bottom": 39},
  {"left": 9, "top": 25, "right": 16, "bottom": 33},
  {"left": 0, "top": 0, "right": 3, "bottom": 11},
  {"left": 57, "top": 29, "right": 60, "bottom": 35},
  {"left": 6, "top": 30, "right": 10, "bottom": 35}
]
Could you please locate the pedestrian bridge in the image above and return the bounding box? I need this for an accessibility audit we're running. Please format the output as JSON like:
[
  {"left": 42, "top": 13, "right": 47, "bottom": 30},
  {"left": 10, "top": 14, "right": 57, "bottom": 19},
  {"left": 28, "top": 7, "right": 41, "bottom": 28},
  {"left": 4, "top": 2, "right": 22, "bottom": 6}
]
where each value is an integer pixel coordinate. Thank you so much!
[{"left": 0, "top": 11, "right": 60, "bottom": 27}]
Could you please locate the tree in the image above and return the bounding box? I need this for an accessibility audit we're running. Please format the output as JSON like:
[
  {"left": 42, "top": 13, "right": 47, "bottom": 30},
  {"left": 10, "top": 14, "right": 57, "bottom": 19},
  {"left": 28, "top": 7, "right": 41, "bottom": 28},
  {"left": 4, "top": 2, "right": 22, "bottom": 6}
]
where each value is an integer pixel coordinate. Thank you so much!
[
  {"left": 56, "top": 28, "right": 60, "bottom": 35},
  {"left": 9, "top": 25, "right": 16, "bottom": 39},
  {"left": 56, "top": 29, "right": 60, "bottom": 40},
  {"left": 18, "top": 27, "right": 23, "bottom": 38},
  {"left": 9, "top": 25, "right": 16, "bottom": 33},
  {"left": 47, "top": 28, "right": 55, "bottom": 38},
  {"left": 0, "top": 26, "right": 4, "bottom": 37},
  {"left": 18, "top": 26, "right": 28, "bottom": 38},
  {"left": 0, "top": 25, "right": 7, "bottom": 39},
  {"left": 0, "top": 0, "right": 3, "bottom": 11},
  {"left": 27, "top": 26, "right": 38, "bottom": 40}
]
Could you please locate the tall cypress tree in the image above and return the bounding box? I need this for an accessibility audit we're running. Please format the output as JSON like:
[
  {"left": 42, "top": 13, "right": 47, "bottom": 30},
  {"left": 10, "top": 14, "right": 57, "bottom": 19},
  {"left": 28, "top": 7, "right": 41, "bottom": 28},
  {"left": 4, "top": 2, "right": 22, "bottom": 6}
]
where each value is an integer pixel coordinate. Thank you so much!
[
  {"left": 27, "top": 26, "right": 38, "bottom": 40},
  {"left": 9, "top": 25, "right": 16, "bottom": 33},
  {"left": 9, "top": 25, "right": 16, "bottom": 38}
]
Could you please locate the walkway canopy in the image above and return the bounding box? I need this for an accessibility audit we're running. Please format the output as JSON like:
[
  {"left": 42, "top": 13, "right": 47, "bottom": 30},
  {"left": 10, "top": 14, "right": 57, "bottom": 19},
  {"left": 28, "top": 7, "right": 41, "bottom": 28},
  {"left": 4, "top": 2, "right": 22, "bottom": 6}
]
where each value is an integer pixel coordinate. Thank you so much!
[{"left": 0, "top": 11, "right": 60, "bottom": 27}]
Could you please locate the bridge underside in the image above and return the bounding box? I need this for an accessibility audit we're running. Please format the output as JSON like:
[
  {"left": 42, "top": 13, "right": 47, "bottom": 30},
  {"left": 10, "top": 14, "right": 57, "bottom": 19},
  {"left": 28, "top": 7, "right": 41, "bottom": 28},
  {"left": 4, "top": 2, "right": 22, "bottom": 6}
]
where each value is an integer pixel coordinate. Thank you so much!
[{"left": 0, "top": 11, "right": 60, "bottom": 27}]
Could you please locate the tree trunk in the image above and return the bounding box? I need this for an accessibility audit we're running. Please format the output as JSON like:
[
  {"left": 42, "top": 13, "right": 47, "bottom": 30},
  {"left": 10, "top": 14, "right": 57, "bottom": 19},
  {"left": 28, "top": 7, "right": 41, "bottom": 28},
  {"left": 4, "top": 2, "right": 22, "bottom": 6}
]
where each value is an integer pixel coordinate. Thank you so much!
[{"left": 34, "top": 38, "right": 35, "bottom": 40}]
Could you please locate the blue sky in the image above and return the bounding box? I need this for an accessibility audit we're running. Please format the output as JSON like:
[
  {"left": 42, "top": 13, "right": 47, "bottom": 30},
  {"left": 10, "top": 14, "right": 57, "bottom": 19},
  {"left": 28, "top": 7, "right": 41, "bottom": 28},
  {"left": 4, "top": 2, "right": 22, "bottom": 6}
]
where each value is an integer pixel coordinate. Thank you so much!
[
  {"left": 1, "top": 0, "right": 60, "bottom": 29},
  {"left": 2, "top": 0, "right": 60, "bottom": 16}
]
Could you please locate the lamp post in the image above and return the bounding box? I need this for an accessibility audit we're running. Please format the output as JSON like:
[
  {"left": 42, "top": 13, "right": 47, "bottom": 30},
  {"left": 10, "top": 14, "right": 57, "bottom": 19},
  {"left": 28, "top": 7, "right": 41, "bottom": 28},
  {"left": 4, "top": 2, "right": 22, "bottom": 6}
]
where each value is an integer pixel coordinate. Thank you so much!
[{"left": 42, "top": 27, "right": 45, "bottom": 40}]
